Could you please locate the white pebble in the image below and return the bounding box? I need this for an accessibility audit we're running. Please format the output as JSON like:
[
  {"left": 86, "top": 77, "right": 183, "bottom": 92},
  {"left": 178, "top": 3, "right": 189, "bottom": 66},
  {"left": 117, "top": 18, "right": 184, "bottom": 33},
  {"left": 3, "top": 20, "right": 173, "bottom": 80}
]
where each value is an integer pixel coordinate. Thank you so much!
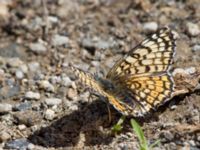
[
  {"left": 50, "top": 76, "right": 61, "bottom": 84},
  {"left": 47, "top": 16, "right": 58, "bottom": 23},
  {"left": 192, "top": 44, "right": 200, "bottom": 52},
  {"left": 143, "top": 22, "right": 158, "bottom": 32},
  {"left": 0, "top": 69, "right": 5, "bottom": 75},
  {"left": 7, "top": 58, "right": 23, "bottom": 68},
  {"left": 25, "top": 91, "right": 40, "bottom": 100},
  {"left": 0, "top": 103, "right": 12, "bottom": 113},
  {"left": 61, "top": 76, "right": 72, "bottom": 86},
  {"left": 185, "top": 67, "right": 196, "bottom": 74},
  {"left": 186, "top": 22, "right": 200, "bottom": 36},
  {"left": 18, "top": 124, "right": 26, "bottom": 130},
  {"left": 44, "top": 98, "right": 62, "bottom": 106},
  {"left": 19, "top": 64, "right": 28, "bottom": 74},
  {"left": 27, "top": 143, "right": 35, "bottom": 150},
  {"left": 29, "top": 42, "right": 47, "bottom": 53},
  {"left": 172, "top": 68, "right": 185, "bottom": 76},
  {"left": 39, "top": 80, "right": 55, "bottom": 92},
  {"left": 52, "top": 34, "right": 69, "bottom": 46},
  {"left": 45, "top": 109, "right": 55, "bottom": 120},
  {"left": 15, "top": 70, "right": 24, "bottom": 79},
  {"left": 28, "top": 62, "right": 40, "bottom": 72}
]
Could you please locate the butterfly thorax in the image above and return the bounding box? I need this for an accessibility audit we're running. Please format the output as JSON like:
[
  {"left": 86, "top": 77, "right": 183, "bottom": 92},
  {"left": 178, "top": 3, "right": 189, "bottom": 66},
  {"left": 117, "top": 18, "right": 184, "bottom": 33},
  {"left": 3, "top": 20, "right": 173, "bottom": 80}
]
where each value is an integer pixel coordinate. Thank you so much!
[{"left": 95, "top": 76, "right": 137, "bottom": 109}]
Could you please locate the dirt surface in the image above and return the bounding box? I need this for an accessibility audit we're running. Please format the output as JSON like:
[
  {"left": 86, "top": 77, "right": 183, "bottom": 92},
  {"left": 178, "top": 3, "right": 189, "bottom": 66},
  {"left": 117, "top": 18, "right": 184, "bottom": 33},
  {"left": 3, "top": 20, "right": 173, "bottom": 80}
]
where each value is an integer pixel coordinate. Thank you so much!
[{"left": 0, "top": 0, "right": 200, "bottom": 150}]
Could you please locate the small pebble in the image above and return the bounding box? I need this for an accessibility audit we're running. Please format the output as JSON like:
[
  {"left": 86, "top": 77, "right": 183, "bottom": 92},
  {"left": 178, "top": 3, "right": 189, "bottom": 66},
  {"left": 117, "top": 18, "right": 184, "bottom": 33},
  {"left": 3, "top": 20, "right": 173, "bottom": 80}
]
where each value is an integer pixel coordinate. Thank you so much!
[
  {"left": 91, "top": 61, "right": 100, "bottom": 67},
  {"left": 15, "top": 69, "right": 24, "bottom": 79},
  {"left": 0, "top": 103, "right": 12, "bottom": 113},
  {"left": 4, "top": 138, "right": 30, "bottom": 150},
  {"left": 6, "top": 58, "right": 23, "bottom": 68},
  {"left": 95, "top": 40, "right": 111, "bottom": 49},
  {"left": 143, "top": 22, "right": 158, "bottom": 32},
  {"left": 25, "top": 91, "right": 40, "bottom": 100},
  {"left": 192, "top": 44, "right": 200, "bottom": 52},
  {"left": 61, "top": 76, "right": 72, "bottom": 86},
  {"left": 185, "top": 67, "right": 196, "bottom": 74},
  {"left": 64, "top": 101, "right": 78, "bottom": 111},
  {"left": 39, "top": 80, "right": 55, "bottom": 92},
  {"left": 197, "top": 135, "right": 200, "bottom": 141},
  {"left": 33, "top": 72, "right": 44, "bottom": 80},
  {"left": 52, "top": 34, "right": 69, "bottom": 46},
  {"left": 14, "top": 102, "right": 32, "bottom": 111},
  {"left": 44, "top": 98, "right": 62, "bottom": 106},
  {"left": 28, "top": 62, "right": 40, "bottom": 72},
  {"left": 71, "top": 81, "right": 77, "bottom": 89},
  {"left": 167, "top": 142, "right": 177, "bottom": 150},
  {"left": 19, "top": 64, "right": 28, "bottom": 74},
  {"left": 6, "top": 78, "right": 15, "bottom": 86},
  {"left": 29, "top": 42, "right": 47, "bottom": 53},
  {"left": 30, "top": 125, "right": 39, "bottom": 133},
  {"left": 50, "top": 76, "right": 61, "bottom": 84},
  {"left": 186, "top": 22, "right": 200, "bottom": 36},
  {"left": 28, "top": 17, "right": 44, "bottom": 30},
  {"left": 27, "top": 143, "right": 35, "bottom": 150},
  {"left": 67, "top": 88, "right": 78, "bottom": 100},
  {"left": 45, "top": 109, "right": 55, "bottom": 120},
  {"left": 81, "top": 37, "right": 94, "bottom": 50},
  {"left": 18, "top": 124, "right": 26, "bottom": 130},
  {"left": 47, "top": 16, "right": 58, "bottom": 23},
  {"left": 182, "top": 142, "right": 190, "bottom": 149},
  {"left": 14, "top": 111, "right": 42, "bottom": 126},
  {"left": 1, "top": 114, "right": 13, "bottom": 124},
  {"left": 189, "top": 140, "right": 196, "bottom": 146},
  {"left": 170, "top": 105, "right": 177, "bottom": 110},
  {"left": 172, "top": 68, "right": 185, "bottom": 76},
  {"left": 0, "top": 68, "right": 5, "bottom": 75},
  {"left": 0, "top": 131, "right": 11, "bottom": 142},
  {"left": 80, "top": 91, "right": 90, "bottom": 100},
  {"left": 160, "top": 131, "right": 174, "bottom": 141}
]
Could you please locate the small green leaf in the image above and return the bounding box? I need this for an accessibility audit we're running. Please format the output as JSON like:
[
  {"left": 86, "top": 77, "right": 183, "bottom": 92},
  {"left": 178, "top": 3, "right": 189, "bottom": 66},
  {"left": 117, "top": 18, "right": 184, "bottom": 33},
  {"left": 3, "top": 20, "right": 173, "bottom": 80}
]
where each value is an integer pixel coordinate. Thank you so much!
[
  {"left": 149, "top": 139, "right": 160, "bottom": 149},
  {"left": 111, "top": 116, "right": 126, "bottom": 133},
  {"left": 130, "top": 119, "right": 148, "bottom": 150},
  {"left": 112, "top": 124, "right": 123, "bottom": 132}
]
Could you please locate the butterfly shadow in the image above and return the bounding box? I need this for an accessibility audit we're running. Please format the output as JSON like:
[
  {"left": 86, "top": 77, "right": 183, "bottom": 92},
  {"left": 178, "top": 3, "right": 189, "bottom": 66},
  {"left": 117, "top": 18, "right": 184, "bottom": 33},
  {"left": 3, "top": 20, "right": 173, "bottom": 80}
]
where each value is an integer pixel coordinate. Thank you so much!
[
  {"left": 27, "top": 93, "right": 189, "bottom": 148},
  {"left": 28, "top": 100, "right": 121, "bottom": 148}
]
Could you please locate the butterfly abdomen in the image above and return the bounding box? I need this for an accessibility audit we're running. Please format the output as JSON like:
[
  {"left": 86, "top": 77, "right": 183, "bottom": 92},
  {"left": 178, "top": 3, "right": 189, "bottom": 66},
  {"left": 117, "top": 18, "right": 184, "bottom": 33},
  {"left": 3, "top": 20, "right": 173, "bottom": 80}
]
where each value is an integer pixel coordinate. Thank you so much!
[{"left": 70, "top": 65, "right": 108, "bottom": 97}]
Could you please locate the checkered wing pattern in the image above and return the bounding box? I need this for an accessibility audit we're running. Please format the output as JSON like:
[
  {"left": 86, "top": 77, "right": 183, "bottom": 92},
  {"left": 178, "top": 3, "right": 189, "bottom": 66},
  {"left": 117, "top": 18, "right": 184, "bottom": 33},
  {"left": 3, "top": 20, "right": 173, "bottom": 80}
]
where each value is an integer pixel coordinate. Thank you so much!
[{"left": 107, "top": 27, "right": 178, "bottom": 116}]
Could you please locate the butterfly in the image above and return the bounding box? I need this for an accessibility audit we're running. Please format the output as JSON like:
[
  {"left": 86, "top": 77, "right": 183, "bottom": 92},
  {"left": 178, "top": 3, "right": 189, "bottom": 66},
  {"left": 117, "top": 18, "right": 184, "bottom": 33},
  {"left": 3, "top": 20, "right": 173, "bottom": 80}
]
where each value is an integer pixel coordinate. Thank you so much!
[{"left": 70, "top": 27, "right": 179, "bottom": 116}]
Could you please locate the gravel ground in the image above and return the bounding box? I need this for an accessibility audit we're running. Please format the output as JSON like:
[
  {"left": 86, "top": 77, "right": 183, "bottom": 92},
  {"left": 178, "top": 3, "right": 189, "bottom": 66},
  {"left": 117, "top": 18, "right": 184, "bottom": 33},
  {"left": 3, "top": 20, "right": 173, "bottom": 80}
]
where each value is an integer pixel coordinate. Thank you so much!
[{"left": 0, "top": 0, "right": 200, "bottom": 150}]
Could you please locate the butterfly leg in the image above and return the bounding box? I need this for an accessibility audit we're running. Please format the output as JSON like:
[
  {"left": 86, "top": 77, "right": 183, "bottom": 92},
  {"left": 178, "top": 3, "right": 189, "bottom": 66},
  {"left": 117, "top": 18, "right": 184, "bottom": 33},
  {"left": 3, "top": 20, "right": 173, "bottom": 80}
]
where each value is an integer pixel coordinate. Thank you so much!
[
  {"left": 106, "top": 103, "right": 112, "bottom": 124},
  {"left": 88, "top": 92, "right": 93, "bottom": 103}
]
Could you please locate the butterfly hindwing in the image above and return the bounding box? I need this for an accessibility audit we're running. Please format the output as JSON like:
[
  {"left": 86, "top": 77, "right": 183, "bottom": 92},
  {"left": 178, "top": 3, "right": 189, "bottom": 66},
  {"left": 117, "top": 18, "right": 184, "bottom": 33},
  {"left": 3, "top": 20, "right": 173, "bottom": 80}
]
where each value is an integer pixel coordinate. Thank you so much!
[{"left": 124, "top": 74, "right": 174, "bottom": 116}]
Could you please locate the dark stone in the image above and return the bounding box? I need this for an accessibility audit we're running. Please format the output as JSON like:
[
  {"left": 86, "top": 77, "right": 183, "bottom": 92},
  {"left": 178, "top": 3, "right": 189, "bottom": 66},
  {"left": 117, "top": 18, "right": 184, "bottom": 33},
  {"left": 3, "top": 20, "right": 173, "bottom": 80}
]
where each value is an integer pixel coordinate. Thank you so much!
[{"left": 14, "top": 102, "right": 32, "bottom": 111}]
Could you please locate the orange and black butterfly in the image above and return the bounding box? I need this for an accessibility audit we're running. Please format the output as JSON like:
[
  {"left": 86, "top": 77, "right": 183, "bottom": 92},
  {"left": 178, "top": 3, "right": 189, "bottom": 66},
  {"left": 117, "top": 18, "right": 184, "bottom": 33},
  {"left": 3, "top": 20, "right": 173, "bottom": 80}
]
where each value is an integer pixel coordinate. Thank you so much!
[{"left": 70, "top": 27, "right": 179, "bottom": 116}]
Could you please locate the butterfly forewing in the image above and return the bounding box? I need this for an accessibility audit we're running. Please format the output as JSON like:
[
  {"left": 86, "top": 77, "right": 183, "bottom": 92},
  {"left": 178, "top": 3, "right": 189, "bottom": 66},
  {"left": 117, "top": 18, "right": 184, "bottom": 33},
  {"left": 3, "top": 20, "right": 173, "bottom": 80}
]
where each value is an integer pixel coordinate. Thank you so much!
[{"left": 107, "top": 27, "right": 178, "bottom": 80}]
